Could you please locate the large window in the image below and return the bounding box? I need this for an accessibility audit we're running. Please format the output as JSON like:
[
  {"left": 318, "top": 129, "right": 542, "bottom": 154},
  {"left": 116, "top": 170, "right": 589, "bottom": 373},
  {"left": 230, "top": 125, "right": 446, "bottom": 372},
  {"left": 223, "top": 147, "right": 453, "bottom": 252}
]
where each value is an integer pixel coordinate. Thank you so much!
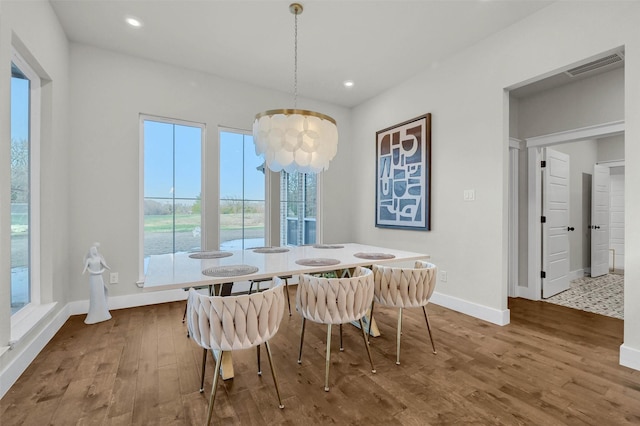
[
  {"left": 10, "top": 51, "right": 40, "bottom": 316},
  {"left": 142, "top": 117, "right": 203, "bottom": 260},
  {"left": 219, "top": 130, "right": 266, "bottom": 250},
  {"left": 281, "top": 172, "right": 317, "bottom": 246}
]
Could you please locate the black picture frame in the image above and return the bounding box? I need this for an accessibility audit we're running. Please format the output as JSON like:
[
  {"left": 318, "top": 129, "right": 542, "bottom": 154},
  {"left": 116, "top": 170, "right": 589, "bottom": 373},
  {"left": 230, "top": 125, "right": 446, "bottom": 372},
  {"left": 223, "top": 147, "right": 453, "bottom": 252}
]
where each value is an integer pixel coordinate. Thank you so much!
[{"left": 375, "top": 113, "right": 431, "bottom": 231}]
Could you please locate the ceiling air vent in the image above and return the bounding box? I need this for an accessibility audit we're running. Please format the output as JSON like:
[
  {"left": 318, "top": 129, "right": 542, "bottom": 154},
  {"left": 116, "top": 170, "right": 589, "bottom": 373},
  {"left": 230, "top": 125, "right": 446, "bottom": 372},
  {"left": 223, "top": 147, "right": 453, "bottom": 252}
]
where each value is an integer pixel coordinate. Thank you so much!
[{"left": 565, "top": 52, "right": 624, "bottom": 77}]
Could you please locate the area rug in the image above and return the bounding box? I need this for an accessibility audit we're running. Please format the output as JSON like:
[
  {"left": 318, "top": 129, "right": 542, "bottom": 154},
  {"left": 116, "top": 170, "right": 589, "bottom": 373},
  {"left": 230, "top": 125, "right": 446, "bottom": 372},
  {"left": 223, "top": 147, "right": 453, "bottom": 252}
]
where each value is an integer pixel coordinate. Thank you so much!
[{"left": 545, "top": 273, "right": 624, "bottom": 320}]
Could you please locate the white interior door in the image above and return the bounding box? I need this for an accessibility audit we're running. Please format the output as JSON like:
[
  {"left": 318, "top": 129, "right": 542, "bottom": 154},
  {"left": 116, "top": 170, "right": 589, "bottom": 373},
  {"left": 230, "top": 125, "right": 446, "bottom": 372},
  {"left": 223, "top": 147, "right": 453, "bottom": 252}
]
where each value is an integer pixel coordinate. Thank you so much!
[
  {"left": 591, "top": 164, "right": 610, "bottom": 277},
  {"left": 542, "top": 148, "right": 571, "bottom": 298},
  {"left": 609, "top": 169, "right": 625, "bottom": 272}
]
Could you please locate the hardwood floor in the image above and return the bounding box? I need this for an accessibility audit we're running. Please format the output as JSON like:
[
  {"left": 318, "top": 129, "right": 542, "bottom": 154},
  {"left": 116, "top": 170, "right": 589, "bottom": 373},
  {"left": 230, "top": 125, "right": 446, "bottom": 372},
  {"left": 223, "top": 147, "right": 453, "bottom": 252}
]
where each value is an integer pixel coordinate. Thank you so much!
[{"left": 2, "top": 289, "right": 640, "bottom": 425}]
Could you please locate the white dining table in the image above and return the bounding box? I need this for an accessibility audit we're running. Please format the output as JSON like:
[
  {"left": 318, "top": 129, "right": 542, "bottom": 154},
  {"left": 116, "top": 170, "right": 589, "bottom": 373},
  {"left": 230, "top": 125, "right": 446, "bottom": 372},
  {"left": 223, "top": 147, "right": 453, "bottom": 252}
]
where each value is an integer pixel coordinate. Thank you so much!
[
  {"left": 144, "top": 242, "right": 430, "bottom": 379},
  {"left": 144, "top": 242, "right": 430, "bottom": 291}
]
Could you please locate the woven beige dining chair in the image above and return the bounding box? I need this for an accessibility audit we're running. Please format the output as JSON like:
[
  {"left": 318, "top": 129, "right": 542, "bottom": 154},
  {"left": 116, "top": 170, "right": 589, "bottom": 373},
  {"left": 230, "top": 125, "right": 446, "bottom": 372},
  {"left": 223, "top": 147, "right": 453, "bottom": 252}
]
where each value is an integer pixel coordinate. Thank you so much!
[
  {"left": 187, "top": 277, "right": 286, "bottom": 425},
  {"left": 369, "top": 261, "right": 438, "bottom": 365},
  {"left": 296, "top": 266, "right": 376, "bottom": 392}
]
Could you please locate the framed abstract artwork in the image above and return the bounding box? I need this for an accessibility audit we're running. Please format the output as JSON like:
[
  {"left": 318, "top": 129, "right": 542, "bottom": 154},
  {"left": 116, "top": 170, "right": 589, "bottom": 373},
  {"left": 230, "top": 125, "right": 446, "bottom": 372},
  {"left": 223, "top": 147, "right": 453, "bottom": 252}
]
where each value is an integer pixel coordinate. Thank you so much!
[{"left": 375, "top": 113, "right": 431, "bottom": 230}]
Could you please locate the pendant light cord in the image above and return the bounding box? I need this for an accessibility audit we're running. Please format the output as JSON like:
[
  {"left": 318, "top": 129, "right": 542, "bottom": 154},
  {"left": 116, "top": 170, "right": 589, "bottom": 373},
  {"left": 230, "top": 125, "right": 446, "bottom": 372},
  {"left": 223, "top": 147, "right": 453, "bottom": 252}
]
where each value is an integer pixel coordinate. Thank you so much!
[{"left": 294, "top": 10, "right": 298, "bottom": 108}]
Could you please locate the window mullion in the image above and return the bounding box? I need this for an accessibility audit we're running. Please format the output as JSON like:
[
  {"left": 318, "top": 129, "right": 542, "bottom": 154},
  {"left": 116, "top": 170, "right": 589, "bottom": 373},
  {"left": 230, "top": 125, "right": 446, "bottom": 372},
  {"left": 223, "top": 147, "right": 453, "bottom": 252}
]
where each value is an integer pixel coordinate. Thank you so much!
[{"left": 172, "top": 124, "right": 177, "bottom": 254}]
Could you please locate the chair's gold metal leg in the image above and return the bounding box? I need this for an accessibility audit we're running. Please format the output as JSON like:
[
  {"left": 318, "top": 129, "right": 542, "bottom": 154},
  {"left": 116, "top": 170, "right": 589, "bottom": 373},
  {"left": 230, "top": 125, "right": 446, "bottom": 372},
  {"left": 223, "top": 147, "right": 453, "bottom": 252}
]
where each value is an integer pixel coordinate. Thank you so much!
[
  {"left": 206, "top": 349, "right": 223, "bottom": 425},
  {"left": 297, "top": 318, "right": 306, "bottom": 364},
  {"left": 264, "top": 341, "right": 285, "bottom": 409},
  {"left": 423, "top": 306, "right": 437, "bottom": 354},
  {"left": 359, "top": 318, "right": 376, "bottom": 374},
  {"left": 396, "top": 308, "right": 403, "bottom": 365},
  {"left": 339, "top": 324, "right": 344, "bottom": 351},
  {"left": 199, "top": 348, "right": 207, "bottom": 392},
  {"left": 368, "top": 301, "right": 375, "bottom": 340},
  {"left": 325, "top": 324, "right": 332, "bottom": 392},
  {"left": 284, "top": 278, "right": 292, "bottom": 316},
  {"left": 257, "top": 345, "right": 262, "bottom": 375}
]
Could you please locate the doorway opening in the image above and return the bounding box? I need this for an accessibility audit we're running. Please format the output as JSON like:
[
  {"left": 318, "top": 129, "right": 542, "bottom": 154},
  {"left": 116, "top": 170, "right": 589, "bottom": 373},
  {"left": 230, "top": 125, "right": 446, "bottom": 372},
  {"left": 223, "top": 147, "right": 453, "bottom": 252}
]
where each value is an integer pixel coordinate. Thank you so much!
[
  {"left": 507, "top": 48, "right": 625, "bottom": 320},
  {"left": 515, "top": 127, "right": 625, "bottom": 319}
]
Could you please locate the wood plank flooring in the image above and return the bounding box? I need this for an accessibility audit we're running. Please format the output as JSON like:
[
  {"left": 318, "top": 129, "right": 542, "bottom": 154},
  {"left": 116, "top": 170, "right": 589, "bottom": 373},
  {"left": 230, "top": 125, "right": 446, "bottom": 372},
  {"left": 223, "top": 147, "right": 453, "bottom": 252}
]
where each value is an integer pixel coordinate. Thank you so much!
[{"left": 2, "top": 290, "right": 640, "bottom": 425}]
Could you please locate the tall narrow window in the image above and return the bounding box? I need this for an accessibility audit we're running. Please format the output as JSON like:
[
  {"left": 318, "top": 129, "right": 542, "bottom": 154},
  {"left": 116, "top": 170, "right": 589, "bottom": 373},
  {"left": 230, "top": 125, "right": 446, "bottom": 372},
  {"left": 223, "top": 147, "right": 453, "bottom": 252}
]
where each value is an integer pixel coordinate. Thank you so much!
[
  {"left": 10, "top": 63, "right": 31, "bottom": 314},
  {"left": 219, "top": 130, "right": 266, "bottom": 250},
  {"left": 142, "top": 117, "right": 203, "bottom": 259},
  {"left": 281, "top": 172, "right": 317, "bottom": 246}
]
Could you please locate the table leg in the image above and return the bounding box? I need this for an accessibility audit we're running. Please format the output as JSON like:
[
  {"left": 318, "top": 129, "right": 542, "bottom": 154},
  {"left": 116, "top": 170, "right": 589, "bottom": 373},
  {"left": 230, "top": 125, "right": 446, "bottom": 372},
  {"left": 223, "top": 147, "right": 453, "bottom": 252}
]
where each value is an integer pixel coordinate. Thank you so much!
[
  {"left": 212, "top": 350, "right": 235, "bottom": 380},
  {"left": 351, "top": 308, "right": 380, "bottom": 337}
]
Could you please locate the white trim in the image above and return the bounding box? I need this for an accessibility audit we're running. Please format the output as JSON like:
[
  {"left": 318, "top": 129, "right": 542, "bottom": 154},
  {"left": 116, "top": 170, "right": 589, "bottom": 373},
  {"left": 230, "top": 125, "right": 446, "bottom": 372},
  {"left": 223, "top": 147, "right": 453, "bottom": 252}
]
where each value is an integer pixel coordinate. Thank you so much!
[
  {"left": 569, "top": 268, "right": 585, "bottom": 281},
  {"left": 509, "top": 137, "right": 525, "bottom": 150},
  {"left": 9, "top": 302, "right": 57, "bottom": 345},
  {"left": 525, "top": 147, "right": 542, "bottom": 300},
  {"left": 138, "top": 115, "right": 145, "bottom": 281},
  {"left": 200, "top": 123, "right": 208, "bottom": 247},
  {"left": 67, "top": 288, "right": 187, "bottom": 316},
  {"left": 525, "top": 120, "right": 624, "bottom": 147},
  {"left": 431, "top": 292, "right": 510, "bottom": 326},
  {"left": 1, "top": 303, "right": 67, "bottom": 399},
  {"left": 316, "top": 172, "right": 324, "bottom": 244},
  {"left": 620, "top": 344, "right": 640, "bottom": 372},
  {"left": 508, "top": 146, "right": 519, "bottom": 297},
  {"left": 597, "top": 160, "right": 625, "bottom": 168}
]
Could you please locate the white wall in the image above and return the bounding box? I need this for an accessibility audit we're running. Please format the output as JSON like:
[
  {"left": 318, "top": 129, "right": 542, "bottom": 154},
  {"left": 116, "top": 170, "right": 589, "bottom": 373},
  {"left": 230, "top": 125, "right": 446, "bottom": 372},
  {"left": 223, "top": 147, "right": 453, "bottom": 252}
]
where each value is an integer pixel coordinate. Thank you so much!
[
  {"left": 517, "top": 67, "right": 624, "bottom": 139},
  {"left": 0, "top": 0, "right": 70, "bottom": 390},
  {"left": 598, "top": 134, "right": 625, "bottom": 162},
  {"left": 66, "top": 43, "right": 353, "bottom": 300},
  {"left": 350, "top": 1, "right": 640, "bottom": 367}
]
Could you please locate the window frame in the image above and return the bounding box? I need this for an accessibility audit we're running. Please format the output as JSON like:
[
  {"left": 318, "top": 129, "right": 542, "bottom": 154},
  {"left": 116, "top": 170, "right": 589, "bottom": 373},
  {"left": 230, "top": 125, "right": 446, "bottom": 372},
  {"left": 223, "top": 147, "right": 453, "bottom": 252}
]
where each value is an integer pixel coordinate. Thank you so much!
[
  {"left": 138, "top": 114, "right": 206, "bottom": 281},
  {"left": 10, "top": 47, "right": 41, "bottom": 320},
  {"left": 280, "top": 171, "right": 323, "bottom": 246},
  {"left": 218, "top": 127, "right": 271, "bottom": 250}
]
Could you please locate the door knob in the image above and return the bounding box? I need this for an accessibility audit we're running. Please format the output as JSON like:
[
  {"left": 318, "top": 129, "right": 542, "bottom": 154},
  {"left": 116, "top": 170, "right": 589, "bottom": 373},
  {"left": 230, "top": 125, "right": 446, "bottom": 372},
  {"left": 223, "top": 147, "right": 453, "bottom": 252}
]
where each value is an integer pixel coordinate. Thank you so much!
[
  {"left": 595, "top": 225, "right": 600, "bottom": 229},
  {"left": 567, "top": 227, "right": 575, "bottom": 231}
]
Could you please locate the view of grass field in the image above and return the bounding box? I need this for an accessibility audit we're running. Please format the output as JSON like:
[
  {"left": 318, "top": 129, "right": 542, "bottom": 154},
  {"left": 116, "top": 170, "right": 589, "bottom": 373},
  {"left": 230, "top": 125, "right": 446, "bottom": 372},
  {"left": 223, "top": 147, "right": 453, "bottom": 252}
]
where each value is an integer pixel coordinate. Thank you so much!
[
  {"left": 144, "top": 212, "right": 264, "bottom": 232},
  {"left": 143, "top": 211, "right": 266, "bottom": 255}
]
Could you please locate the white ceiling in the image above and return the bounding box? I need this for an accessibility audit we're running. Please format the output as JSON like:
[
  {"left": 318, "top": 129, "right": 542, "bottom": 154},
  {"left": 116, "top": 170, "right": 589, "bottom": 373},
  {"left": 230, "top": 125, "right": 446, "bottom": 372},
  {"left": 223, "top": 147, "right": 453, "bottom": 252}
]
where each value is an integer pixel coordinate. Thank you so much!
[{"left": 49, "top": 0, "right": 553, "bottom": 108}]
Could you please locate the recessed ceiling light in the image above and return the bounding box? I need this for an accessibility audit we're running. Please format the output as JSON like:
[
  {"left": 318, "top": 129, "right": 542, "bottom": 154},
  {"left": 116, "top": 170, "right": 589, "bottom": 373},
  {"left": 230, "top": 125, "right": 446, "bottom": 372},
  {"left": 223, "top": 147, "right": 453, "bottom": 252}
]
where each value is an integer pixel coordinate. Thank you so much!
[
  {"left": 125, "top": 16, "right": 143, "bottom": 28},
  {"left": 343, "top": 80, "right": 354, "bottom": 88}
]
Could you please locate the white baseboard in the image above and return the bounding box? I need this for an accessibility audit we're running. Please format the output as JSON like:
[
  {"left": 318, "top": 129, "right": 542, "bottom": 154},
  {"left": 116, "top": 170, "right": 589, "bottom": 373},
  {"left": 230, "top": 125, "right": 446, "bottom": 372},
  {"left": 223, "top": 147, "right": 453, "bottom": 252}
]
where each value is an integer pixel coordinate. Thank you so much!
[
  {"left": 569, "top": 269, "right": 585, "bottom": 281},
  {"left": 0, "top": 304, "right": 70, "bottom": 398},
  {"left": 431, "top": 291, "right": 510, "bottom": 326},
  {"left": 620, "top": 344, "right": 640, "bottom": 372},
  {"left": 67, "top": 288, "right": 188, "bottom": 316}
]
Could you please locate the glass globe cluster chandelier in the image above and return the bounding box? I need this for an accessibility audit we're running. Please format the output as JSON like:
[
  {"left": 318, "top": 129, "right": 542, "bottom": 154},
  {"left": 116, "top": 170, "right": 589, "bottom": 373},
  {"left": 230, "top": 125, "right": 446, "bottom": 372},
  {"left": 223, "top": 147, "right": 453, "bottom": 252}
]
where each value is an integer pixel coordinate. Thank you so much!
[{"left": 252, "top": 3, "right": 338, "bottom": 174}]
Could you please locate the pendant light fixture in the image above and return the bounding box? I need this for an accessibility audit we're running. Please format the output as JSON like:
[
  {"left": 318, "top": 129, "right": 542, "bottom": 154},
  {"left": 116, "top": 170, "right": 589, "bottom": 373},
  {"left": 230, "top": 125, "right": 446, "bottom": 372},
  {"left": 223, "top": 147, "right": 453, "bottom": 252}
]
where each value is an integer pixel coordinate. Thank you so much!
[{"left": 252, "top": 3, "right": 338, "bottom": 174}]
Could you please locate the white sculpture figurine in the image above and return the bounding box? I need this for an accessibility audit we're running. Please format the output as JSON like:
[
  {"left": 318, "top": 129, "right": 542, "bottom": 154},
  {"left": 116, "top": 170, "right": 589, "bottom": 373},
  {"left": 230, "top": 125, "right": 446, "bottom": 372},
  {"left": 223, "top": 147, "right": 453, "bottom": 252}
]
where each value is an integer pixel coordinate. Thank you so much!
[{"left": 83, "top": 243, "right": 112, "bottom": 324}]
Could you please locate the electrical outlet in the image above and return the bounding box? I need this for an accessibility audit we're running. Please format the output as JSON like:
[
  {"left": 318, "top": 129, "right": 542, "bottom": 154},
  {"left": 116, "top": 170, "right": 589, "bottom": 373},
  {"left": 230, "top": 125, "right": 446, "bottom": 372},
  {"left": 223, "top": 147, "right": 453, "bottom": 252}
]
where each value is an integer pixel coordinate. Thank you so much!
[
  {"left": 110, "top": 272, "right": 119, "bottom": 284},
  {"left": 439, "top": 271, "right": 447, "bottom": 283},
  {"left": 463, "top": 189, "right": 476, "bottom": 201}
]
